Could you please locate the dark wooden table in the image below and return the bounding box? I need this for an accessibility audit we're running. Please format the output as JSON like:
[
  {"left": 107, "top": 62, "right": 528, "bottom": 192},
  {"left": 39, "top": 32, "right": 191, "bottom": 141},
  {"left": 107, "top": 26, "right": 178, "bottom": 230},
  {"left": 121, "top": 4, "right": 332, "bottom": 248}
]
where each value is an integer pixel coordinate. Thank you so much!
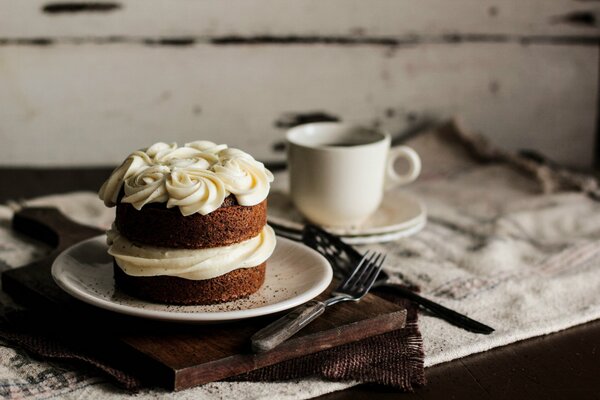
[{"left": 1, "top": 168, "right": 599, "bottom": 400}]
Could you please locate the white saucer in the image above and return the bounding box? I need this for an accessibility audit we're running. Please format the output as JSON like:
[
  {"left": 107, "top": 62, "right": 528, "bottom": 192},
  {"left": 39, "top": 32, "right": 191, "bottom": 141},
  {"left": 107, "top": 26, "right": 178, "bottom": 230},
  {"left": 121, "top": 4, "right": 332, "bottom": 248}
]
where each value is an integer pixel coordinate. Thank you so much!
[
  {"left": 339, "top": 217, "right": 426, "bottom": 244},
  {"left": 267, "top": 190, "right": 427, "bottom": 243},
  {"left": 51, "top": 235, "right": 333, "bottom": 324}
]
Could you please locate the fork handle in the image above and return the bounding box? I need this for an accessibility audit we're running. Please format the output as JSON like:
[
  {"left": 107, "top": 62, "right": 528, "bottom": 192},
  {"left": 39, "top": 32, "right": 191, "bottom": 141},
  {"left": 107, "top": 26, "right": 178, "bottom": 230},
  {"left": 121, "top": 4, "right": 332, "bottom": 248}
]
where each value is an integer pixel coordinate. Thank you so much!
[
  {"left": 251, "top": 300, "right": 326, "bottom": 353},
  {"left": 379, "top": 283, "right": 495, "bottom": 334}
]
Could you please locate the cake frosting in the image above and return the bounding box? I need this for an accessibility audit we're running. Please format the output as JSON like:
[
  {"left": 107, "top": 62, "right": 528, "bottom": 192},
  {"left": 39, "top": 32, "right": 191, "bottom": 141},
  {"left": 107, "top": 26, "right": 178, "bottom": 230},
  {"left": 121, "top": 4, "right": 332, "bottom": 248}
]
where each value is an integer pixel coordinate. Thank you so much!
[
  {"left": 107, "top": 225, "right": 276, "bottom": 280},
  {"left": 99, "top": 141, "right": 274, "bottom": 216}
]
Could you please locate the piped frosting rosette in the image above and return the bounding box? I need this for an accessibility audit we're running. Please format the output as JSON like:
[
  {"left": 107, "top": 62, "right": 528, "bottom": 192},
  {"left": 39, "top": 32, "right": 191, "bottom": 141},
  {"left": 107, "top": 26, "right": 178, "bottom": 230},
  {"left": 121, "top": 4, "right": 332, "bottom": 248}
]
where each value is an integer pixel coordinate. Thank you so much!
[{"left": 99, "top": 141, "right": 274, "bottom": 215}]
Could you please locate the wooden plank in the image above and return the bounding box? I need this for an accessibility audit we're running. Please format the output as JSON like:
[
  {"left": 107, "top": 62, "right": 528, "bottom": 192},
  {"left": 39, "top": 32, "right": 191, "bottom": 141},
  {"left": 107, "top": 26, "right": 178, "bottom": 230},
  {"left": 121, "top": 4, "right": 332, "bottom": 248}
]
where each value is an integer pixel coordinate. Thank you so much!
[
  {"left": 0, "top": 43, "right": 596, "bottom": 168},
  {"left": 120, "top": 293, "right": 405, "bottom": 390},
  {"left": 0, "top": 0, "right": 598, "bottom": 40}
]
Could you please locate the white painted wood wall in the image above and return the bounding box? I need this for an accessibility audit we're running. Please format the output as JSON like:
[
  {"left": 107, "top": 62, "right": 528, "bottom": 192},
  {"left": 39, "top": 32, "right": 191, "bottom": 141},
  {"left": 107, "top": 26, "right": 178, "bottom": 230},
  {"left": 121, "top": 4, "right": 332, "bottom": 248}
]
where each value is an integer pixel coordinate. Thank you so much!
[{"left": 0, "top": 0, "right": 598, "bottom": 167}]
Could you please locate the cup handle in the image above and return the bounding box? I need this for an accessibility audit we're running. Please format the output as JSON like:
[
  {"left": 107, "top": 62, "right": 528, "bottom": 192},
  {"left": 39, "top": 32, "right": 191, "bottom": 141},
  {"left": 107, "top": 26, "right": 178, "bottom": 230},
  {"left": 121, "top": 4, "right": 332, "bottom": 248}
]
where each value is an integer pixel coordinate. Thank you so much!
[{"left": 385, "top": 146, "right": 421, "bottom": 189}]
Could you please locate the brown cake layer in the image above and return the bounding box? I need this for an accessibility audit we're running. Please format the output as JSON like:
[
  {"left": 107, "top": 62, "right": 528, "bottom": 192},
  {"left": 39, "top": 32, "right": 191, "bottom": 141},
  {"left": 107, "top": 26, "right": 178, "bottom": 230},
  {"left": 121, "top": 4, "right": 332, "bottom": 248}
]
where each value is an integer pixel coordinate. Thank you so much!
[
  {"left": 115, "top": 196, "right": 267, "bottom": 249},
  {"left": 113, "top": 262, "right": 266, "bottom": 305}
]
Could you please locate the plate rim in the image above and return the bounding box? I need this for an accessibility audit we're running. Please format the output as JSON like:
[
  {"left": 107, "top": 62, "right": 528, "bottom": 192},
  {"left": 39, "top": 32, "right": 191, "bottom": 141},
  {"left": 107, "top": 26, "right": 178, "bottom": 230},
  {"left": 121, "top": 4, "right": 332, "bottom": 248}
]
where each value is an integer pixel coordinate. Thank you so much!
[{"left": 51, "top": 235, "right": 333, "bottom": 323}]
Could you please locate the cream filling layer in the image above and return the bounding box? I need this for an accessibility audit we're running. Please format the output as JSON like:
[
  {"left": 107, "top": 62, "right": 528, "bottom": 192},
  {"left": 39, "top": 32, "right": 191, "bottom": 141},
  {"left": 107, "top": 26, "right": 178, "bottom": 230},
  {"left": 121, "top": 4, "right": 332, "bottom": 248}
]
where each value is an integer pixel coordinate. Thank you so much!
[{"left": 107, "top": 225, "right": 276, "bottom": 281}]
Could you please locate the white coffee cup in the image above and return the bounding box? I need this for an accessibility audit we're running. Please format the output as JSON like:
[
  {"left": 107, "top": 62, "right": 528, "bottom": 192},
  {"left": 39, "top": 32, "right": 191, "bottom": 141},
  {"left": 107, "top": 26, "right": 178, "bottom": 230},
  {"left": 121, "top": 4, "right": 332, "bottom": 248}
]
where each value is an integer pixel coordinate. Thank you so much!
[{"left": 286, "top": 122, "right": 421, "bottom": 228}]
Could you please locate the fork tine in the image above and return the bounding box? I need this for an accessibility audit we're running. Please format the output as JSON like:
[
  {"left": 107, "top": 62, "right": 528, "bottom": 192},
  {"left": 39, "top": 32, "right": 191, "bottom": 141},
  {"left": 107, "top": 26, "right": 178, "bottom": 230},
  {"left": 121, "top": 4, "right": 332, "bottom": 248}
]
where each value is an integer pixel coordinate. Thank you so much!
[
  {"left": 340, "top": 250, "right": 370, "bottom": 287},
  {"left": 352, "top": 252, "right": 381, "bottom": 290},
  {"left": 361, "top": 254, "right": 386, "bottom": 291},
  {"left": 351, "top": 252, "right": 384, "bottom": 293},
  {"left": 347, "top": 251, "right": 378, "bottom": 290}
]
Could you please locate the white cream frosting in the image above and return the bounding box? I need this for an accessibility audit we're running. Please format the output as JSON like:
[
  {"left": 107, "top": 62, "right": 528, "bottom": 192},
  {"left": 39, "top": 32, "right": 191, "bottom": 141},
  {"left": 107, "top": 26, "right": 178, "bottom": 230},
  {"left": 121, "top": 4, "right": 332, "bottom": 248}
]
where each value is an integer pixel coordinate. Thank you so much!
[
  {"left": 98, "top": 141, "right": 274, "bottom": 216},
  {"left": 107, "top": 225, "right": 276, "bottom": 280}
]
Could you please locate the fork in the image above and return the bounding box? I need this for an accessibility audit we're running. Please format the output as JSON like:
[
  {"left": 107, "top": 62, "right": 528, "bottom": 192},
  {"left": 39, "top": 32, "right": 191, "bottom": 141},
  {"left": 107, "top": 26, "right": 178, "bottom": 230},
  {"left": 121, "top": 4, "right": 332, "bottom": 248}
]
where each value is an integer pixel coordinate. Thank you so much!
[
  {"left": 301, "top": 224, "right": 494, "bottom": 334},
  {"left": 251, "top": 250, "right": 385, "bottom": 353}
]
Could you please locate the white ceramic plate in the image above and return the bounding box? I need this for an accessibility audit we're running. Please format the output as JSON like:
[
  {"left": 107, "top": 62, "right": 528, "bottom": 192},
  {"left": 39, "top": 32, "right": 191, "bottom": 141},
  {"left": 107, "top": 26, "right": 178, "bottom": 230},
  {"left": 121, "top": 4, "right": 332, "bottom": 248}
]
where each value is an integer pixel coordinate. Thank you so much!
[
  {"left": 51, "top": 235, "right": 332, "bottom": 323},
  {"left": 268, "top": 190, "right": 427, "bottom": 242}
]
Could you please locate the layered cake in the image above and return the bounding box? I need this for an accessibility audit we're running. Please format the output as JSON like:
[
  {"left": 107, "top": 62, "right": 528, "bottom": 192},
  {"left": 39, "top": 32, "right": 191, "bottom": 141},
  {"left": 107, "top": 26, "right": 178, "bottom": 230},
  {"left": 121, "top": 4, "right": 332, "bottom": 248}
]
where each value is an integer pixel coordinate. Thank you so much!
[{"left": 98, "top": 141, "right": 276, "bottom": 305}]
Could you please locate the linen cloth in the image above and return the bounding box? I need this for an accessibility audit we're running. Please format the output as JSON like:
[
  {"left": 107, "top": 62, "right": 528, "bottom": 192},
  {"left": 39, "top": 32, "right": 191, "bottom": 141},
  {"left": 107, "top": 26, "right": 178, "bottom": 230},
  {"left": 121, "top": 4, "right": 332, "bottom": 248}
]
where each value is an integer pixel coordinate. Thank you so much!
[{"left": 1, "top": 120, "right": 599, "bottom": 398}]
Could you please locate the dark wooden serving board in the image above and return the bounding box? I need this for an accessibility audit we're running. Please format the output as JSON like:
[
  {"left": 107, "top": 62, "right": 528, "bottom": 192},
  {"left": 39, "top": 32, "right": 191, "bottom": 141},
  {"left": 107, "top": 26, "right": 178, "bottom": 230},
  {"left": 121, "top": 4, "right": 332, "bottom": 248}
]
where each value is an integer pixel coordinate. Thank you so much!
[{"left": 1, "top": 208, "right": 406, "bottom": 391}]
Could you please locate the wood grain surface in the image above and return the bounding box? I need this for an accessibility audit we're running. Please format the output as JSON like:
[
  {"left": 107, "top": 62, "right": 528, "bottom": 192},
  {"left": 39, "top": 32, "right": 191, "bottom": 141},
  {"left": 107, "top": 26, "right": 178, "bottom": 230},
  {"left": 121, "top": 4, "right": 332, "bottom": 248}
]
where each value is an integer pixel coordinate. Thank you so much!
[
  {"left": 2, "top": 0, "right": 597, "bottom": 38},
  {"left": 0, "top": 1, "right": 598, "bottom": 168}
]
